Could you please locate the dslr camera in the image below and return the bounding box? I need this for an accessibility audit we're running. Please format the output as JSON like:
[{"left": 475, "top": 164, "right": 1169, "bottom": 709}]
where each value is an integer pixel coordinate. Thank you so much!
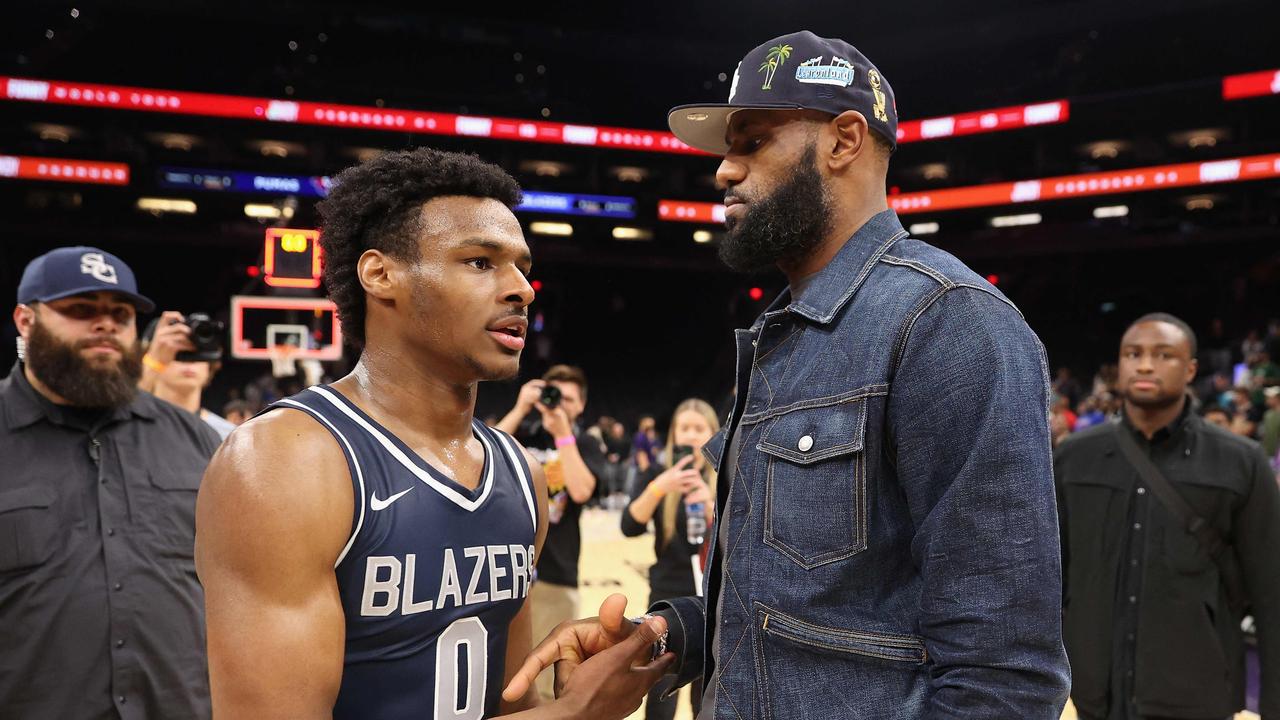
[
  {"left": 176, "top": 312, "right": 225, "bottom": 362},
  {"left": 539, "top": 383, "right": 562, "bottom": 409}
]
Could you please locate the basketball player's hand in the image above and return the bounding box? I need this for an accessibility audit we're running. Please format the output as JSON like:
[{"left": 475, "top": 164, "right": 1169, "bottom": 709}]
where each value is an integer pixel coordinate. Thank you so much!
[
  {"left": 147, "top": 310, "right": 196, "bottom": 364},
  {"left": 554, "top": 615, "right": 674, "bottom": 718},
  {"left": 502, "top": 593, "right": 638, "bottom": 702}
]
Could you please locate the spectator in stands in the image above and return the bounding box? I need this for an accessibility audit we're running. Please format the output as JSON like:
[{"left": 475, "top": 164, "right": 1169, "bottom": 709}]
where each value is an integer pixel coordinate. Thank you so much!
[
  {"left": 1092, "top": 362, "right": 1119, "bottom": 397},
  {"left": 1050, "top": 411, "right": 1072, "bottom": 447},
  {"left": 632, "top": 415, "right": 661, "bottom": 473},
  {"left": 1260, "top": 387, "right": 1280, "bottom": 458},
  {"left": 605, "top": 418, "right": 631, "bottom": 462},
  {"left": 1201, "top": 318, "right": 1234, "bottom": 377},
  {"left": 1266, "top": 319, "right": 1280, "bottom": 361},
  {"left": 1202, "top": 406, "right": 1231, "bottom": 429},
  {"left": 1242, "top": 329, "right": 1265, "bottom": 360},
  {"left": 1230, "top": 412, "right": 1258, "bottom": 439},
  {"left": 1054, "top": 393, "right": 1078, "bottom": 432},
  {"left": 222, "top": 399, "right": 251, "bottom": 426},
  {"left": 1230, "top": 386, "right": 1261, "bottom": 424},
  {"left": 1249, "top": 351, "right": 1280, "bottom": 390},
  {"left": 1075, "top": 393, "right": 1110, "bottom": 431},
  {"left": 1197, "top": 371, "right": 1233, "bottom": 412},
  {"left": 1054, "top": 367, "right": 1084, "bottom": 408},
  {"left": 621, "top": 399, "right": 719, "bottom": 720}
]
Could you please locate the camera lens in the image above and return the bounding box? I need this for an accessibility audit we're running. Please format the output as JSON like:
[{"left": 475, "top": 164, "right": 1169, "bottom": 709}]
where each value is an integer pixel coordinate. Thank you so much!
[{"left": 540, "top": 384, "right": 562, "bottom": 409}]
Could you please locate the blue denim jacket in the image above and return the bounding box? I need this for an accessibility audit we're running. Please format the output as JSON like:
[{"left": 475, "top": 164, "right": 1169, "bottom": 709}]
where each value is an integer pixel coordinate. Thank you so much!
[{"left": 652, "top": 210, "right": 1070, "bottom": 719}]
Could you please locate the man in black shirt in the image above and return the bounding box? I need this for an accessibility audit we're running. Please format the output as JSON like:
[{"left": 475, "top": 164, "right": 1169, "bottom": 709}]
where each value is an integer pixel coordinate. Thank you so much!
[
  {"left": 1056, "top": 313, "right": 1279, "bottom": 720},
  {"left": 496, "top": 363, "right": 607, "bottom": 700},
  {"left": 0, "top": 246, "right": 221, "bottom": 719}
]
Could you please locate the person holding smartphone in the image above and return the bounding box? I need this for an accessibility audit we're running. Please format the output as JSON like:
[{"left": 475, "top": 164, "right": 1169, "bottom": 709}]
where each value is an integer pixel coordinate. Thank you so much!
[{"left": 621, "top": 398, "right": 720, "bottom": 720}]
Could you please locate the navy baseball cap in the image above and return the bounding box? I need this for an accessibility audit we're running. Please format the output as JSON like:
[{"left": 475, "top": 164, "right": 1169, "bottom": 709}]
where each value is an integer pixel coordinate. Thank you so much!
[
  {"left": 669, "top": 30, "right": 898, "bottom": 155},
  {"left": 17, "top": 246, "right": 155, "bottom": 312}
]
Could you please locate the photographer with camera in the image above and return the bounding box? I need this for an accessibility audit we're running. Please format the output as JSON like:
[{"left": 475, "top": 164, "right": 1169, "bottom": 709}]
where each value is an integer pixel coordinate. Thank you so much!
[
  {"left": 496, "top": 364, "right": 608, "bottom": 701},
  {"left": 139, "top": 312, "right": 235, "bottom": 439},
  {"left": 1, "top": 246, "right": 220, "bottom": 719}
]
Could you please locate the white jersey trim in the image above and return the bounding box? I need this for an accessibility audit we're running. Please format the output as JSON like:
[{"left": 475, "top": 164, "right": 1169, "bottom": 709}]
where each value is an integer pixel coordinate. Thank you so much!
[
  {"left": 492, "top": 429, "right": 538, "bottom": 533},
  {"left": 278, "top": 398, "right": 367, "bottom": 568},
  {"left": 306, "top": 386, "right": 496, "bottom": 512}
]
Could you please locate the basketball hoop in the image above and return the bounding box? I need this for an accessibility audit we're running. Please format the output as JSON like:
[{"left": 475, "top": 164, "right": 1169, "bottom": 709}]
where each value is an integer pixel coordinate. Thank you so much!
[{"left": 269, "top": 344, "right": 299, "bottom": 378}]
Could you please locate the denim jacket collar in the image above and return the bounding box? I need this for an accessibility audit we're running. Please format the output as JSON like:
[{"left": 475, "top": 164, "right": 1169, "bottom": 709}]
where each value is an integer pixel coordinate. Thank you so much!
[{"left": 785, "top": 209, "right": 909, "bottom": 326}]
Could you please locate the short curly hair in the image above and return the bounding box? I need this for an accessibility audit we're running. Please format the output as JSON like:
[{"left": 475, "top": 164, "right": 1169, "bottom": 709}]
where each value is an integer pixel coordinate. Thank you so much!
[{"left": 317, "top": 148, "right": 521, "bottom": 351}]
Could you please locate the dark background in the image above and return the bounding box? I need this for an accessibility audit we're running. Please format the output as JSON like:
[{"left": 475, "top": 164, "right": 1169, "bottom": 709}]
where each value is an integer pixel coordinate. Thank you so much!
[{"left": 2, "top": 0, "right": 1278, "bottom": 426}]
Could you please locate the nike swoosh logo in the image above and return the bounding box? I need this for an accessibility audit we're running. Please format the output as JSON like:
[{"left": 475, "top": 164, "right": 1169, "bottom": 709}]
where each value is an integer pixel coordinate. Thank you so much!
[{"left": 370, "top": 487, "right": 414, "bottom": 511}]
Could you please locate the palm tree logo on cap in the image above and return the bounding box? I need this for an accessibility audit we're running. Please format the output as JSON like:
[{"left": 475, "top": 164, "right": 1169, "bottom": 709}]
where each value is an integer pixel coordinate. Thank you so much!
[{"left": 758, "top": 44, "right": 792, "bottom": 91}]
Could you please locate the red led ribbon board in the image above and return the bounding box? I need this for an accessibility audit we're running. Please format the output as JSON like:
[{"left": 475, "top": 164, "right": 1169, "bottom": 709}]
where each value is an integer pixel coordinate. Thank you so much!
[
  {"left": 263, "top": 228, "right": 323, "bottom": 289},
  {"left": 1, "top": 76, "right": 705, "bottom": 155},
  {"left": 889, "top": 153, "right": 1280, "bottom": 214},
  {"left": 895, "top": 101, "right": 1068, "bottom": 143},
  {"left": 0, "top": 154, "right": 128, "bottom": 184},
  {"left": 1223, "top": 69, "right": 1280, "bottom": 100},
  {"left": 660, "top": 153, "right": 1280, "bottom": 221},
  {"left": 3, "top": 76, "right": 1068, "bottom": 152},
  {"left": 657, "top": 200, "right": 725, "bottom": 223}
]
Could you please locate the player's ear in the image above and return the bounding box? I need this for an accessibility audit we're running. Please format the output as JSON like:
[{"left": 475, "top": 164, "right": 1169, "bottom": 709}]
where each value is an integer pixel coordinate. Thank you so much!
[{"left": 357, "top": 250, "right": 397, "bottom": 300}]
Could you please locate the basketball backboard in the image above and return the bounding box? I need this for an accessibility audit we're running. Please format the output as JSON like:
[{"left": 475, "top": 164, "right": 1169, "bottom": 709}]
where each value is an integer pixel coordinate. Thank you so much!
[{"left": 229, "top": 295, "right": 343, "bottom": 361}]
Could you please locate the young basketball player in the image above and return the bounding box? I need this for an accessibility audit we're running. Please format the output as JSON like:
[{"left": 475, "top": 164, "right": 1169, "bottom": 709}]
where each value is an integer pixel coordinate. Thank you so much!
[{"left": 196, "top": 148, "right": 671, "bottom": 719}]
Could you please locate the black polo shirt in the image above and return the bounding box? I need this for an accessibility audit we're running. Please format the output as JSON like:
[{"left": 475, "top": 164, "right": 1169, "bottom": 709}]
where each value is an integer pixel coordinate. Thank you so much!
[{"left": 0, "top": 362, "right": 220, "bottom": 720}]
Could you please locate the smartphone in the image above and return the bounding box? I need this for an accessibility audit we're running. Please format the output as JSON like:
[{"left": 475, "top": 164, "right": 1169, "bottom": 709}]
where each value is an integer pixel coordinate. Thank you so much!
[{"left": 671, "top": 444, "right": 695, "bottom": 467}]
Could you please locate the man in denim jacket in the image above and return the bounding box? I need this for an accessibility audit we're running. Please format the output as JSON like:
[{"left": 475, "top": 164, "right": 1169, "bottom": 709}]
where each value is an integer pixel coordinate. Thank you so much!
[{"left": 506, "top": 31, "right": 1070, "bottom": 719}]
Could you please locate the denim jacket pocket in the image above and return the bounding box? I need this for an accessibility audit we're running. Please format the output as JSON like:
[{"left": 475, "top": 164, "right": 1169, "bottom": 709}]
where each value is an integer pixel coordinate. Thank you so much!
[
  {"left": 755, "top": 603, "right": 927, "bottom": 664},
  {"left": 758, "top": 398, "right": 868, "bottom": 569},
  {"left": 752, "top": 602, "right": 927, "bottom": 720}
]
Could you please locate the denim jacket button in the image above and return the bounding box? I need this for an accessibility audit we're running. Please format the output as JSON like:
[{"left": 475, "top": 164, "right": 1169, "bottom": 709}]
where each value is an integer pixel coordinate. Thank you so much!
[{"left": 798, "top": 435, "right": 814, "bottom": 452}]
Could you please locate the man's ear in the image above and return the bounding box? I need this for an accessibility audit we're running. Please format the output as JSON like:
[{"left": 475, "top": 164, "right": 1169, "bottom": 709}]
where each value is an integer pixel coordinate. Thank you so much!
[
  {"left": 357, "top": 250, "right": 397, "bottom": 300},
  {"left": 826, "top": 110, "right": 872, "bottom": 171},
  {"left": 13, "top": 304, "right": 35, "bottom": 339}
]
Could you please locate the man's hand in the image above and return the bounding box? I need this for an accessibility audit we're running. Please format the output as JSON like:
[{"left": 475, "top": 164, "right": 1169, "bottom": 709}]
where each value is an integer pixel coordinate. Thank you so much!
[
  {"left": 537, "top": 401, "right": 574, "bottom": 442},
  {"left": 147, "top": 310, "right": 196, "bottom": 364},
  {"left": 503, "top": 593, "right": 645, "bottom": 702},
  {"left": 515, "top": 379, "right": 548, "bottom": 415},
  {"left": 552, "top": 615, "right": 673, "bottom": 718}
]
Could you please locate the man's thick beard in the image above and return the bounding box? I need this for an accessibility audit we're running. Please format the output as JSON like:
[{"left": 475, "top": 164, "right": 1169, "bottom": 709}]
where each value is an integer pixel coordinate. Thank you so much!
[
  {"left": 718, "top": 142, "right": 833, "bottom": 274},
  {"left": 25, "top": 319, "right": 142, "bottom": 409}
]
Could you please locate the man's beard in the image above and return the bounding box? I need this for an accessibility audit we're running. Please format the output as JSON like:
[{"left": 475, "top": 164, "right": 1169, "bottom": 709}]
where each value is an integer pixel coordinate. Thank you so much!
[
  {"left": 25, "top": 319, "right": 142, "bottom": 409},
  {"left": 719, "top": 142, "right": 833, "bottom": 273}
]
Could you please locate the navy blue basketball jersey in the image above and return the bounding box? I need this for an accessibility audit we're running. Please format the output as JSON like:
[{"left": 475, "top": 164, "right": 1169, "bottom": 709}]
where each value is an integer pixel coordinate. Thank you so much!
[{"left": 266, "top": 385, "right": 539, "bottom": 720}]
